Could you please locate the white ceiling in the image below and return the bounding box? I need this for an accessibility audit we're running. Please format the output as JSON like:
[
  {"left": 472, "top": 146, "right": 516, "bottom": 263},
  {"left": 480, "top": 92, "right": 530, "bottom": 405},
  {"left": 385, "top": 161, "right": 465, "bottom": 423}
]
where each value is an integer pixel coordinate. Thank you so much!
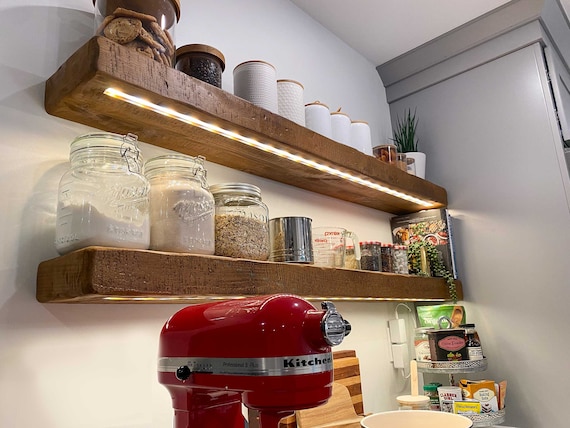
[{"left": 290, "top": 0, "right": 512, "bottom": 66}]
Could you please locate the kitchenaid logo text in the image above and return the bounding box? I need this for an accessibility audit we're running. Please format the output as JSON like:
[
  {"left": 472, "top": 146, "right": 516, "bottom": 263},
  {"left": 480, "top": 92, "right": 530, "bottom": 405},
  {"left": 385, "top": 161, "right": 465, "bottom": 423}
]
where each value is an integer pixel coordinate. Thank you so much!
[{"left": 283, "top": 355, "right": 333, "bottom": 368}]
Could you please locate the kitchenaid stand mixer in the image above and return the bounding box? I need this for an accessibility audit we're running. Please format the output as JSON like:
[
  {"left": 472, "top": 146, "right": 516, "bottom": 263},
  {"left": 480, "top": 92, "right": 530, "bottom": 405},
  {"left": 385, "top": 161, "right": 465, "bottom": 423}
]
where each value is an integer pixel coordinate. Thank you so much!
[{"left": 158, "top": 294, "right": 351, "bottom": 428}]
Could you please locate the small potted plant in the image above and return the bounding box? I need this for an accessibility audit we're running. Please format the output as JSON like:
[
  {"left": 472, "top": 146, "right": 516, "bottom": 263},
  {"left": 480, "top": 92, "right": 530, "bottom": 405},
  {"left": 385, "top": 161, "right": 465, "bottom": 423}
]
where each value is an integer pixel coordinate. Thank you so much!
[
  {"left": 391, "top": 108, "right": 426, "bottom": 178},
  {"left": 407, "top": 240, "right": 457, "bottom": 303}
]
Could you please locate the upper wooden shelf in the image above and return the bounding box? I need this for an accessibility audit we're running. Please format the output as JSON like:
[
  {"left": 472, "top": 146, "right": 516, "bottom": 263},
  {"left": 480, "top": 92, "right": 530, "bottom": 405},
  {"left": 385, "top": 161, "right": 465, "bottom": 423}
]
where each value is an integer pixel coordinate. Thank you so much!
[
  {"left": 44, "top": 37, "right": 447, "bottom": 215},
  {"left": 36, "top": 247, "right": 462, "bottom": 304}
]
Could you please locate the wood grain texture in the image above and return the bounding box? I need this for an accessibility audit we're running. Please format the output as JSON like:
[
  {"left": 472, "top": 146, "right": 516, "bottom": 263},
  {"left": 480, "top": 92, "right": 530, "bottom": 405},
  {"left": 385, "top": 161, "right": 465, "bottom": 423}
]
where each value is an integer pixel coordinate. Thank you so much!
[
  {"left": 278, "top": 350, "right": 364, "bottom": 428},
  {"left": 45, "top": 37, "right": 448, "bottom": 215},
  {"left": 36, "top": 247, "right": 463, "bottom": 303}
]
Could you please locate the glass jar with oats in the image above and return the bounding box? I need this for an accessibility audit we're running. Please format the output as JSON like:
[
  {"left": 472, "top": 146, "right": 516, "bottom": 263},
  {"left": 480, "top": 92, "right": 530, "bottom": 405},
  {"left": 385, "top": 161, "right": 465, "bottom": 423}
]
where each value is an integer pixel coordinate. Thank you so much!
[{"left": 209, "top": 183, "right": 270, "bottom": 261}]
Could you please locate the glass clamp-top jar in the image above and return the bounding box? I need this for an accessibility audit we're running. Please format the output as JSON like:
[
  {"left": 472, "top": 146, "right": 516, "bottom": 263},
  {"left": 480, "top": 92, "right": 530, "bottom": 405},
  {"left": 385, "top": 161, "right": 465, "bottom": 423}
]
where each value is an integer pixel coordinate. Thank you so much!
[
  {"left": 55, "top": 132, "right": 150, "bottom": 255},
  {"left": 209, "top": 183, "right": 269, "bottom": 261},
  {"left": 144, "top": 154, "right": 215, "bottom": 254},
  {"left": 93, "top": 0, "right": 181, "bottom": 66}
]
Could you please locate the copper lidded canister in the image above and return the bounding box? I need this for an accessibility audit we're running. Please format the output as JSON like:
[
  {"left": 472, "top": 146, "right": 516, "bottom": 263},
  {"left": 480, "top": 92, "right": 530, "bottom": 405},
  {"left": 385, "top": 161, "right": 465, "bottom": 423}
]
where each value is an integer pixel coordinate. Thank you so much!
[{"left": 93, "top": 0, "right": 181, "bottom": 66}]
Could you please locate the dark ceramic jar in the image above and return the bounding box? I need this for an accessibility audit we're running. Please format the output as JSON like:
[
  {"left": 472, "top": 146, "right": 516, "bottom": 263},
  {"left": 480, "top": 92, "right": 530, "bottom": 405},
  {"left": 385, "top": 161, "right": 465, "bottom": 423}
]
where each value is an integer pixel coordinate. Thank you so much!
[{"left": 175, "top": 44, "right": 226, "bottom": 88}]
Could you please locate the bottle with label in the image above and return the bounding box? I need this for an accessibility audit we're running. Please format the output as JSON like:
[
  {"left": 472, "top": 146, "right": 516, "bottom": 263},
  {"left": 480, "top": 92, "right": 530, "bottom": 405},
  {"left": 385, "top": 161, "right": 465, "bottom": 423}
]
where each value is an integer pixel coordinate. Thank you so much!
[
  {"left": 423, "top": 382, "right": 442, "bottom": 411},
  {"left": 414, "top": 327, "right": 434, "bottom": 361},
  {"left": 460, "top": 323, "right": 484, "bottom": 360}
]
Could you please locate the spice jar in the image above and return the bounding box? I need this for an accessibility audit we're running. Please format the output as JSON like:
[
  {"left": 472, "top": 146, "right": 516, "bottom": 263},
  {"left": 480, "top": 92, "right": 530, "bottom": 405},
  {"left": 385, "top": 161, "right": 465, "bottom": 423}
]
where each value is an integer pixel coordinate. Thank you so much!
[
  {"left": 210, "top": 183, "right": 270, "bottom": 260},
  {"left": 175, "top": 44, "right": 225, "bottom": 88},
  {"left": 360, "top": 241, "right": 381, "bottom": 271},
  {"left": 423, "top": 382, "right": 442, "bottom": 411},
  {"left": 93, "top": 0, "right": 181, "bottom": 66},
  {"left": 380, "top": 243, "right": 393, "bottom": 272},
  {"left": 392, "top": 245, "right": 409, "bottom": 274},
  {"left": 414, "top": 327, "right": 434, "bottom": 362},
  {"left": 373, "top": 144, "right": 398, "bottom": 165},
  {"left": 144, "top": 154, "right": 215, "bottom": 254},
  {"left": 55, "top": 133, "right": 150, "bottom": 255},
  {"left": 460, "top": 323, "right": 484, "bottom": 360}
]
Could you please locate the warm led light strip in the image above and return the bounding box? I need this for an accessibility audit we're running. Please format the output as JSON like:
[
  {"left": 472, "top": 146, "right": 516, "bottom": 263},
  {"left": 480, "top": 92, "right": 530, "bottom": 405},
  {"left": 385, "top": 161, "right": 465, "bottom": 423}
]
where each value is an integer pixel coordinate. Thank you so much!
[{"left": 104, "top": 87, "right": 434, "bottom": 207}]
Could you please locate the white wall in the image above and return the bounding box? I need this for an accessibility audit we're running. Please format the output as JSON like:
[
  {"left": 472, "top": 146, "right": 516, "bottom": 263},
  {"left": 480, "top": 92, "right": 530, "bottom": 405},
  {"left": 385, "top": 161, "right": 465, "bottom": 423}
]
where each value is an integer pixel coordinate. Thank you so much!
[
  {"left": 0, "top": 1, "right": 414, "bottom": 427},
  {"left": 391, "top": 42, "right": 570, "bottom": 428}
]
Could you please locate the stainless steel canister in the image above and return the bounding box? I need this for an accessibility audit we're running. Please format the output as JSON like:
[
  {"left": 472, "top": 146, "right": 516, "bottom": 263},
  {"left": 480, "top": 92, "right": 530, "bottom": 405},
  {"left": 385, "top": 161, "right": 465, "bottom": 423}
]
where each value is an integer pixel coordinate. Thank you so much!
[{"left": 269, "top": 217, "right": 313, "bottom": 263}]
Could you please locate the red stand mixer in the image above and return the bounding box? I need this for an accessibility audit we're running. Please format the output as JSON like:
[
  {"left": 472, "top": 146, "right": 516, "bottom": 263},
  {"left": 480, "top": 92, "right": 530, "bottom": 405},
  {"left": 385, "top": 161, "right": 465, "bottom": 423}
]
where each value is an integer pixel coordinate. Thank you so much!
[{"left": 158, "top": 294, "right": 351, "bottom": 428}]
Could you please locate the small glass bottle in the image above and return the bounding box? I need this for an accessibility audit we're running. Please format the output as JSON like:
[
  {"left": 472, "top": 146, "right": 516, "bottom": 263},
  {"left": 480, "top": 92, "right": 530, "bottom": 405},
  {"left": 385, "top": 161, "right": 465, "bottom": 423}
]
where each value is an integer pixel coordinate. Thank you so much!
[
  {"left": 380, "top": 243, "right": 393, "bottom": 272},
  {"left": 423, "top": 382, "right": 442, "bottom": 411},
  {"left": 359, "top": 241, "right": 381, "bottom": 271},
  {"left": 93, "top": 0, "right": 181, "bottom": 66},
  {"left": 414, "top": 327, "right": 434, "bottom": 362},
  {"left": 460, "top": 323, "right": 484, "bottom": 360},
  {"left": 392, "top": 244, "right": 409, "bottom": 274},
  {"left": 144, "top": 154, "right": 215, "bottom": 254},
  {"left": 210, "top": 183, "right": 270, "bottom": 260},
  {"left": 55, "top": 133, "right": 150, "bottom": 255}
]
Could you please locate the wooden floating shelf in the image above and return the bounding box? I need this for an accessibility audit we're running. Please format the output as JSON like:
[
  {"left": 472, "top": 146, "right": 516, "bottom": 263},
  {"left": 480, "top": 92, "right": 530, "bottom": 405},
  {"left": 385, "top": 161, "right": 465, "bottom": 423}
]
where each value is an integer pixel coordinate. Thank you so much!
[
  {"left": 44, "top": 36, "right": 447, "bottom": 215},
  {"left": 36, "top": 247, "right": 462, "bottom": 304}
]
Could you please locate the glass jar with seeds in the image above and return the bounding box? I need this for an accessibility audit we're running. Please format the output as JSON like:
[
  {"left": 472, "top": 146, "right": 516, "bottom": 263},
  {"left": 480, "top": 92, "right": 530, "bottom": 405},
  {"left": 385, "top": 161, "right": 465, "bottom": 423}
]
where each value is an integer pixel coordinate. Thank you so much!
[
  {"left": 144, "top": 154, "right": 215, "bottom": 254},
  {"left": 209, "top": 183, "right": 270, "bottom": 261}
]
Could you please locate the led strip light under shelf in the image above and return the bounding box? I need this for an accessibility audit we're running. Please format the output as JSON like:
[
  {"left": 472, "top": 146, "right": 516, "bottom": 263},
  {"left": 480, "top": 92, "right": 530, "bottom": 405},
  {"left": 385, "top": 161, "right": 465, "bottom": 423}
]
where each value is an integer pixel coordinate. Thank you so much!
[{"left": 104, "top": 87, "right": 435, "bottom": 207}]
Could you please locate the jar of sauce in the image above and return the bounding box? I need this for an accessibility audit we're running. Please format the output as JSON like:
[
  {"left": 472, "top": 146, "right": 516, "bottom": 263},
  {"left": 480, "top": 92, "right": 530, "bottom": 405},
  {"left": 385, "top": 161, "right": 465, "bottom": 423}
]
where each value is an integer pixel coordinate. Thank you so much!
[
  {"left": 93, "top": 0, "right": 181, "bottom": 66},
  {"left": 55, "top": 133, "right": 150, "bottom": 254},
  {"left": 460, "top": 323, "right": 484, "bottom": 360}
]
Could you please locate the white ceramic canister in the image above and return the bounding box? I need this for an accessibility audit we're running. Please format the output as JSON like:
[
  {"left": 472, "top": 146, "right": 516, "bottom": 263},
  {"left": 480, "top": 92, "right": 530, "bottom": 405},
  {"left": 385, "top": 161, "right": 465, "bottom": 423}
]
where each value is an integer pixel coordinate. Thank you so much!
[
  {"left": 350, "top": 120, "right": 373, "bottom": 155},
  {"left": 330, "top": 109, "right": 351, "bottom": 146},
  {"left": 277, "top": 79, "right": 305, "bottom": 126},
  {"left": 305, "top": 101, "right": 332, "bottom": 138},
  {"left": 233, "top": 60, "right": 278, "bottom": 113}
]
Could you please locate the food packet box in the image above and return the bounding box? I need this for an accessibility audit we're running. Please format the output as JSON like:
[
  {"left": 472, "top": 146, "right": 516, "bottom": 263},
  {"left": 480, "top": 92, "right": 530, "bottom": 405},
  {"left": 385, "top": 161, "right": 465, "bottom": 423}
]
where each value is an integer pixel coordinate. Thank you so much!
[
  {"left": 453, "top": 400, "right": 481, "bottom": 415},
  {"left": 459, "top": 379, "right": 499, "bottom": 412},
  {"left": 417, "top": 304, "right": 466, "bottom": 329}
]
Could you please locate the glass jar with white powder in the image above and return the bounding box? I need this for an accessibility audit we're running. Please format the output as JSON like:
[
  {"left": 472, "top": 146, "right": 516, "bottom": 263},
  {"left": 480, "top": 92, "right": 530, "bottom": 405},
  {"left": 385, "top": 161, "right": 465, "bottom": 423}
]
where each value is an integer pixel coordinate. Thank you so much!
[
  {"left": 55, "top": 133, "right": 150, "bottom": 255},
  {"left": 144, "top": 154, "right": 215, "bottom": 254},
  {"left": 209, "top": 183, "right": 269, "bottom": 260}
]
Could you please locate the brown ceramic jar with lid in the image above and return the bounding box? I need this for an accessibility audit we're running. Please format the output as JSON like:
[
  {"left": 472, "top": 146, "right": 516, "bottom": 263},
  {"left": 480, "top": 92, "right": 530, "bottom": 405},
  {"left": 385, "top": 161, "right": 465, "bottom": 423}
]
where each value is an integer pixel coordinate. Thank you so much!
[
  {"left": 93, "top": 0, "right": 181, "bottom": 66},
  {"left": 175, "top": 44, "right": 226, "bottom": 88}
]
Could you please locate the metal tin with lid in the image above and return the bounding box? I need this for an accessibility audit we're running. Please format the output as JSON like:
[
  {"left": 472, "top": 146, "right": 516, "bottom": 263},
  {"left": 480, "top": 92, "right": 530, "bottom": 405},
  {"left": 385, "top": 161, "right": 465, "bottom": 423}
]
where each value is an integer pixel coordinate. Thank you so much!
[
  {"left": 93, "top": 0, "right": 181, "bottom": 66},
  {"left": 175, "top": 44, "right": 225, "bottom": 87},
  {"left": 210, "top": 183, "right": 270, "bottom": 260}
]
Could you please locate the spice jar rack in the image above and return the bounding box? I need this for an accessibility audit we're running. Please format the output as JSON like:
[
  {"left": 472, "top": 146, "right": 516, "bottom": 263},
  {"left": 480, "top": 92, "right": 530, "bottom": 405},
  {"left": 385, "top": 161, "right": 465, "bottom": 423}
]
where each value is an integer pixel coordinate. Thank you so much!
[{"left": 417, "top": 358, "right": 505, "bottom": 427}]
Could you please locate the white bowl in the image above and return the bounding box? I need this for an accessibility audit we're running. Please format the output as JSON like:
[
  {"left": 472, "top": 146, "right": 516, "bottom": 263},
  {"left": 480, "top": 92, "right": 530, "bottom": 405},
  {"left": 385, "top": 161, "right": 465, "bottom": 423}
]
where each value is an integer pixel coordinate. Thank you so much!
[{"left": 361, "top": 410, "right": 473, "bottom": 428}]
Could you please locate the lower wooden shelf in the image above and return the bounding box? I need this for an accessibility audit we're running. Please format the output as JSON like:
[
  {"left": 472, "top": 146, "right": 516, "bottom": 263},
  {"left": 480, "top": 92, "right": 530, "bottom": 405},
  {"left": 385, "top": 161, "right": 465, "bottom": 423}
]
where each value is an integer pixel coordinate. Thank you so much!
[{"left": 36, "top": 247, "right": 462, "bottom": 304}]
